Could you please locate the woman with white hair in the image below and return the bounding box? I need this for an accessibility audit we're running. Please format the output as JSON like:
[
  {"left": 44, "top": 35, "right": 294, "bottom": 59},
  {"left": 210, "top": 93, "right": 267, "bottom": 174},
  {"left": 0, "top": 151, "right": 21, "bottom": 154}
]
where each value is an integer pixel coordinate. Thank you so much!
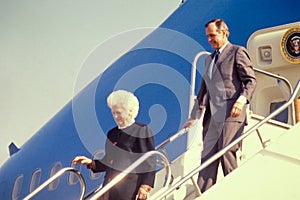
[{"left": 73, "top": 90, "right": 156, "bottom": 200}]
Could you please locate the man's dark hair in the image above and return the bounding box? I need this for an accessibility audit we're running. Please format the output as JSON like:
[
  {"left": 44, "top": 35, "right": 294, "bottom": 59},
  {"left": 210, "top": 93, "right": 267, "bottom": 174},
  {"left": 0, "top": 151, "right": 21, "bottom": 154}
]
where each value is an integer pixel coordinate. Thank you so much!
[{"left": 205, "top": 18, "right": 230, "bottom": 37}]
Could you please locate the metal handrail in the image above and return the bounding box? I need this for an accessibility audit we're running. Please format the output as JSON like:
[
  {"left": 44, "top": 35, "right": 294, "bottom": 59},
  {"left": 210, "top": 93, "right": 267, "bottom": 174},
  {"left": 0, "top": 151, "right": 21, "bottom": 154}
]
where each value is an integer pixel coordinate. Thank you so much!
[
  {"left": 156, "top": 53, "right": 296, "bottom": 156},
  {"left": 151, "top": 52, "right": 297, "bottom": 198},
  {"left": 88, "top": 51, "right": 208, "bottom": 199},
  {"left": 254, "top": 67, "right": 295, "bottom": 125},
  {"left": 154, "top": 51, "right": 209, "bottom": 156},
  {"left": 151, "top": 79, "right": 300, "bottom": 200},
  {"left": 156, "top": 53, "right": 296, "bottom": 154},
  {"left": 88, "top": 150, "right": 171, "bottom": 200},
  {"left": 155, "top": 128, "right": 189, "bottom": 151},
  {"left": 189, "top": 51, "right": 210, "bottom": 114},
  {"left": 191, "top": 51, "right": 295, "bottom": 124},
  {"left": 23, "top": 167, "right": 86, "bottom": 200}
]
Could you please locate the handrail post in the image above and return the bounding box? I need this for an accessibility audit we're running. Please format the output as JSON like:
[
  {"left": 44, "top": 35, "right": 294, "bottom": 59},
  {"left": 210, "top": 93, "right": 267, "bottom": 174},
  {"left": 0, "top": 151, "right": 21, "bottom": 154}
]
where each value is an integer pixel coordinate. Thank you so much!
[
  {"left": 24, "top": 167, "right": 86, "bottom": 200},
  {"left": 190, "top": 176, "right": 201, "bottom": 197}
]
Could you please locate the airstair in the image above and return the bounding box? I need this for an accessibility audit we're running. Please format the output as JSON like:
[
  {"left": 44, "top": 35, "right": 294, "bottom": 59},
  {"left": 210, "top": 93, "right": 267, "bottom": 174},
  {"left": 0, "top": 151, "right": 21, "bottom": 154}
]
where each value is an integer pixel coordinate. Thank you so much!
[
  {"left": 22, "top": 50, "right": 300, "bottom": 200},
  {"left": 23, "top": 78, "right": 300, "bottom": 200},
  {"left": 150, "top": 81, "right": 300, "bottom": 200},
  {"left": 23, "top": 44, "right": 300, "bottom": 200},
  {"left": 197, "top": 122, "right": 300, "bottom": 200}
]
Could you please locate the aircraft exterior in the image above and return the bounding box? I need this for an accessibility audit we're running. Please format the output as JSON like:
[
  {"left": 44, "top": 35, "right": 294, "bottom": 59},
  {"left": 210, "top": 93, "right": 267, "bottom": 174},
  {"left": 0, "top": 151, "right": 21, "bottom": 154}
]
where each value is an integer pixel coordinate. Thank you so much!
[{"left": 0, "top": 0, "right": 299, "bottom": 199}]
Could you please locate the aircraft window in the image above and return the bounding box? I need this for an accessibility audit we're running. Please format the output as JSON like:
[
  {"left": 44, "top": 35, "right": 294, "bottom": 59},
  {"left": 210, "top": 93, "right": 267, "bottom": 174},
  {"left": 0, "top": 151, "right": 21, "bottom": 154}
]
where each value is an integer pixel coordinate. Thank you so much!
[
  {"left": 29, "top": 168, "right": 42, "bottom": 193},
  {"left": 48, "top": 162, "right": 62, "bottom": 191},
  {"left": 12, "top": 174, "right": 23, "bottom": 200},
  {"left": 90, "top": 150, "right": 105, "bottom": 180},
  {"left": 68, "top": 162, "right": 81, "bottom": 185}
]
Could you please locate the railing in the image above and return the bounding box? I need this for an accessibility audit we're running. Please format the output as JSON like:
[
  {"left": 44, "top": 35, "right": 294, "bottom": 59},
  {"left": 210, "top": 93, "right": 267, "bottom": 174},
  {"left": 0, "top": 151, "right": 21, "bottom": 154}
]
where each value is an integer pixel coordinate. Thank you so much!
[
  {"left": 156, "top": 128, "right": 189, "bottom": 151},
  {"left": 87, "top": 150, "right": 171, "bottom": 200},
  {"left": 150, "top": 51, "right": 297, "bottom": 199},
  {"left": 190, "top": 51, "right": 295, "bottom": 125},
  {"left": 150, "top": 79, "right": 300, "bottom": 200},
  {"left": 23, "top": 167, "right": 86, "bottom": 200},
  {"left": 253, "top": 67, "right": 295, "bottom": 125},
  {"left": 23, "top": 51, "right": 297, "bottom": 200},
  {"left": 85, "top": 51, "right": 210, "bottom": 199},
  {"left": 155, "top": 51, "right": 296, "bottom": 157},
  {"left": 189, "top": 51, "right": 210, "bottom": 114}
]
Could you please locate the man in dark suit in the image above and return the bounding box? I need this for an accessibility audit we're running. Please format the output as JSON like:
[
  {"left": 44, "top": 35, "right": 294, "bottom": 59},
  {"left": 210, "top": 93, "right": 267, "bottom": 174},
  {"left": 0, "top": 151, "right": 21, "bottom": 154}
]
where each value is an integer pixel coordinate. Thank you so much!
[{"left": 183, "top": 19, "right": 256, "bottom": 193}]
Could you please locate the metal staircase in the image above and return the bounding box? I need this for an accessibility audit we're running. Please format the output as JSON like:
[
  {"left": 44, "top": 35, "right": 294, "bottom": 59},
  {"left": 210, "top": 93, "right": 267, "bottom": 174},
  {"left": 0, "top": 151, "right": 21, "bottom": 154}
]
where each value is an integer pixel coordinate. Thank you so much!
[{"left": 23, "top": 59, "right": 300, "bottom": 199}]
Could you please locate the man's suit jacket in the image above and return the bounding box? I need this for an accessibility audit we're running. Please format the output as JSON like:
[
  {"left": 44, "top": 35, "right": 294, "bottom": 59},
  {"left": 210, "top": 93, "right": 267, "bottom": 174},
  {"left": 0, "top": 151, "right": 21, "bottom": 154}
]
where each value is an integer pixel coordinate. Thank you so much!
[{"left": 191, "top": 43, "right": 256, "bottom": 123}]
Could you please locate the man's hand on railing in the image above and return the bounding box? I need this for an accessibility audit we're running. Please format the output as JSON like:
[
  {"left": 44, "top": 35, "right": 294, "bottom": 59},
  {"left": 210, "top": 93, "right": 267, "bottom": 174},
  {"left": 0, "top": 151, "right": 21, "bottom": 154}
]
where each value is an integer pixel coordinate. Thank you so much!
[{"left": 182, "top": 117, "right": 197, "bottom": 129}]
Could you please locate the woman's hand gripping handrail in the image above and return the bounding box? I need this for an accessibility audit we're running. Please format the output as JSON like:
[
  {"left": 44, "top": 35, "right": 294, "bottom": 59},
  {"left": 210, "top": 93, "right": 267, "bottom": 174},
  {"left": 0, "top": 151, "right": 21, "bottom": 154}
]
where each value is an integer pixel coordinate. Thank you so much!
[
  {"left": 151, "top": 79, "right": 300, "bottom": 200},
  {"left": 24, "top": 167, "right": 86, "bottom": 200},
  {"left": 89, "top": 150, "right": 171, "bottom": 200}
]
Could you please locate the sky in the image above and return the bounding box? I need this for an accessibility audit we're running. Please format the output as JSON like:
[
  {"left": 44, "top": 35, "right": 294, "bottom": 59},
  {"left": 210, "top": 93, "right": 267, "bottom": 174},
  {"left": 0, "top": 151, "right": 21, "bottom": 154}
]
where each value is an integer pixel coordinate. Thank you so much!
[{"left": 0, "top": 0, "right": 181, "bottom": 167}]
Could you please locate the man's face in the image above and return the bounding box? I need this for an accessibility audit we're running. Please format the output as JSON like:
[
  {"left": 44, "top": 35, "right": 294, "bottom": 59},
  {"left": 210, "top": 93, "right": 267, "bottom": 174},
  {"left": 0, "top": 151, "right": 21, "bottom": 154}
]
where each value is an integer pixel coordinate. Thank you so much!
[{"left": 206, "top": 23, "right": 227, "bottom": 50}]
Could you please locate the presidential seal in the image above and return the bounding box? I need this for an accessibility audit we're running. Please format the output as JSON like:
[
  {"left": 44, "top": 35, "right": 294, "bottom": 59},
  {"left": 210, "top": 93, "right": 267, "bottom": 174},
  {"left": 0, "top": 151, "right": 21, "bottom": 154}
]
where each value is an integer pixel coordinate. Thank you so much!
[{"left": 280, "top": 26, "right": 300, "bottom": 64}]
